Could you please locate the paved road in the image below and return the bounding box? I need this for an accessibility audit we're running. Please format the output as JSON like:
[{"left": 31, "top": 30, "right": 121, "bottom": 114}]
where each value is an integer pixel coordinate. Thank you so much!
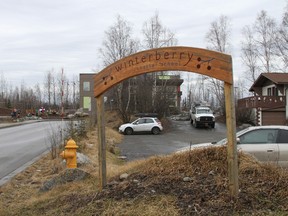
[
  {"left": 0, "top": 121, "right": 65, "bottom": 186},
  {"left": 118, "top": 119, "right": 227, "bottom": 161}
]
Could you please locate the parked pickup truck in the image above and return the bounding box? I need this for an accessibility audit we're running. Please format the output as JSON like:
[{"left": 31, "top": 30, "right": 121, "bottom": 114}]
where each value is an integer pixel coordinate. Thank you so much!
[{"left": 190, "top": 105, "right": 215, "bottom": 128}]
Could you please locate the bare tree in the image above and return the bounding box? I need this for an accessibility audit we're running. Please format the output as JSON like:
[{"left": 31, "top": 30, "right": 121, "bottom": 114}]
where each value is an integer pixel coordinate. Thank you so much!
[
  {"left": 253, "top": 10, "right": 277, "bottom": 73},
  {"left": 43, "top": 69, "right": 66, "bottom": 111},
  {"left": 141, "top": 12, "right": 178, "bottom": 115},
  {"left": 205, "top": 15, "right": 232, "bottom": 113},
  {"left": 241, "top": 26, "right": 260, "bottom": 84},
  {"left": 14, "top": 81, "right": 37, "bottom": 114},
  {"left": 20, "top": 80, "right": 27, "bottom": 111},
  {"left": 276, "top": 4, "right": 288, "bottom": 70},
  {"left": 34, "top": 83, "right": 42, "bottom": 109},
  {"left": 0, "top": 72, "right": 7, "bottom": 101},
  {"left": 100, "top": 15, "right": 138, "bottom": 66},
  {"left": 65, "top": 79, "right": 69, "bottom": 108},
  {"left": 99, "top": 15, "right": 138, "bottom": 122},
  {"left": 52, "top": 75, "right": 57, "bottom": 108},
  {"left": 206, "top": 15, "right": 231, "bottom": 53},
  {"left": 44, "top": 70, "right": 53, "bottom": 108},
  {"left": 142, "top": 12, "right": 177, "bottom": 49},
  {"left": 12, "top": 87, "right": 20, "bottom": 108},
  {"left": 241, "top": 10, "right": 281, "bottom": 90},
  {"left": 186, "top": 73, "right": 195, "bottom": 110},
  {"left": 56, "top": 70, "right": 67, "bottom": 113},
  {"left": 71, "top": 75, "right": 79, "bottom": 109},
  {"left": 0, "top": 69, "right": 79, "bottom": 117},
  {"left": 197, "top": 75, "right": 211, "bottom": 103}
]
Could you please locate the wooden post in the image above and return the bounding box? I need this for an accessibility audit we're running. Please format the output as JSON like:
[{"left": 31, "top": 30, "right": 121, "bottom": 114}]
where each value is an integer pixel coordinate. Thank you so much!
[
  {"left": 96, "top": 95, "right": 106, "bottom": 190},
  {"left": 224, "top": 82, "right": 239, "bottom": 198}
]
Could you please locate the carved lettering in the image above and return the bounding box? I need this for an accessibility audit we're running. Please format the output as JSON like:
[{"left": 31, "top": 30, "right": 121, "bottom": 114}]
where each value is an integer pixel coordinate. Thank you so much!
[
  {"left": 156, "top": 51, "right": 161, "bottom": 60},
  {"left": 171, "top": 52, "right": 177, "bottom": 59},
  {"left": 113, "top": 50, "right": 213, "bottom": 72},
  {"left": 149, "top": 54, "right": 153, "bottom": 61},
  {"left": 115, "top": 64, "right": 123, "bottom": 72},
  {"left": 183, "top": 53, "right": 194, "bottom": 66},
  {"left": 128, "top": 59, "right": 134, "bottom": 67},
  {"left": 164, "top": 52, "right": 169, "bottom": 59},
  {"left": 135, "top": 57, "right": 140, "bottom": 64}
]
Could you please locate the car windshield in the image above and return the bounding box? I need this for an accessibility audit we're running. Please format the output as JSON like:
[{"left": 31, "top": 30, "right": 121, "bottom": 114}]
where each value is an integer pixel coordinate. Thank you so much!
[
  {"left": 197, "top": 109, "right": 211, "bottom": 114},
  {"left": 215, "top": 127, "right": 251, "bottom": 145}
]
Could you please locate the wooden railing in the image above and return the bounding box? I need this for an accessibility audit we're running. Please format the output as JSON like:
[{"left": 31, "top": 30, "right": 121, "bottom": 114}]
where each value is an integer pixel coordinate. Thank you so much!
[{"left": 237, "top": 96, "right": 286, "bottom": 109}]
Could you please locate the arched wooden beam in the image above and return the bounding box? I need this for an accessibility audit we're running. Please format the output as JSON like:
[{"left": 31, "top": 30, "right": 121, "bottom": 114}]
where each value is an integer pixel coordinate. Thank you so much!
[{"left": 94, "top": 46, "right": 233, "bottom": 97}]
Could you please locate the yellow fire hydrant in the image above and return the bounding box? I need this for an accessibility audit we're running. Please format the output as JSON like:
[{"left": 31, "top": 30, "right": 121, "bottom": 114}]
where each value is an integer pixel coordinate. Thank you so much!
[{"left": 60, "top": 138, "right": 78, "bottom": 168}]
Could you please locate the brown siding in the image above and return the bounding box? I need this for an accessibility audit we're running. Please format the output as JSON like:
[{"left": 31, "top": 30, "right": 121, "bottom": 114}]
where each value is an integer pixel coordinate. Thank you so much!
[{"left": 262, "top": 111, "right": 286, "bottom": 125}]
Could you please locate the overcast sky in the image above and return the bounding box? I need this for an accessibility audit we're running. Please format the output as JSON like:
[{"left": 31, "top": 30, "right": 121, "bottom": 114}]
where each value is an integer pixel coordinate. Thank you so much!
[{"left": 0, "top": 0, "right": 287, "bottom": 89}]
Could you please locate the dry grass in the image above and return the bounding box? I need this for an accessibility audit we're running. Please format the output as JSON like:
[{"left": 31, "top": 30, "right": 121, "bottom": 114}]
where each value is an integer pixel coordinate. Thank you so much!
[{"left": 1, "top": 112, "right": 288, "bottom": 215}]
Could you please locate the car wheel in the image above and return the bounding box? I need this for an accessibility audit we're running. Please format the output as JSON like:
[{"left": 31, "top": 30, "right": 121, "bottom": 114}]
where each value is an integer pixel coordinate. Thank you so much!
[
  {"left": 152, "top": 127, "right": 160, "bottom": 135},
  {"left": 125, "top": 127, "right": 133, "bottom": 135}
]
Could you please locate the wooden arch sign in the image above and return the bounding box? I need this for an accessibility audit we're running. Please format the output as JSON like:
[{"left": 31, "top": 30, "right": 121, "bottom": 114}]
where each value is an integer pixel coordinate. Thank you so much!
[
  {"left": 94, "top": 46, "right": 238, "bottom": 197},
  {"left": 94, "top": 46, "right": 233, "bottom": 96}
]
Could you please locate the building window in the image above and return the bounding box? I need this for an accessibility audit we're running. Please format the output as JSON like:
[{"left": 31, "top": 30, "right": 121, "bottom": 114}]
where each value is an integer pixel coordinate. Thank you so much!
[
  {"left": 83, "top": 82, "right": 90, "bottom": 91},
  {"left": 268, "top": 87, "right": 278, "bottom": 96},
  {"left": 273, "top": 87, "right": 278, "bottom": 96},
  {"left": 267, "top": 88, "right": 272, "bottom": 96},
  {"left": 83, "top": 97, "right": 91, "bottom": 111}
]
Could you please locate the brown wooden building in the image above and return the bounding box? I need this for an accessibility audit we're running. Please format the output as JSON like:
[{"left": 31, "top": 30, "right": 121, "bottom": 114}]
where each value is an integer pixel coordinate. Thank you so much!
[{"left": 238, "top": 73, "right": 288, "bottom": 125}]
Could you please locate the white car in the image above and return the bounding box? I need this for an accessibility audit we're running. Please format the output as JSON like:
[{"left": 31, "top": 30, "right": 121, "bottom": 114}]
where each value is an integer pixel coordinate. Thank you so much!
[
  {"left": 119, "top": 117, "right": 163, "bottom": 135},
  {"left": 177, "top": 125, "right": 288, "bottom": 167}
]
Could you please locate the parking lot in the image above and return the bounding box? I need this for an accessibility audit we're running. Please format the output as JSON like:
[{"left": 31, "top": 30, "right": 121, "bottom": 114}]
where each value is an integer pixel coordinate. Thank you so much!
[{"left": 118, "top": 119, "right": 227, "bottom": 161}]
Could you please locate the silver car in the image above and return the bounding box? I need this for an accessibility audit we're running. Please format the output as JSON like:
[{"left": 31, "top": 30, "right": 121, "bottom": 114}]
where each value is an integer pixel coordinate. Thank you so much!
[
  {"left": 178, "top": 125, "right": 288, "bottom": 167},
  {"left": 119, "top": 117, "right": 163, "bottom": 135}
]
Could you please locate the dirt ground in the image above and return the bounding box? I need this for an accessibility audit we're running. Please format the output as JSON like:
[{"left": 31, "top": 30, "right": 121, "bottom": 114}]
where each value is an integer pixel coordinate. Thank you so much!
[{"left": 90, "top": 147, "right": 288, "bottom": 215}]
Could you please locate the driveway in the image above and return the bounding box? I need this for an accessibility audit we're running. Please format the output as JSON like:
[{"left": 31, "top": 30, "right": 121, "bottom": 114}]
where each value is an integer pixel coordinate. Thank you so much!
[{"left": 118, "top": 119, "right": 227, "bottom": 161}]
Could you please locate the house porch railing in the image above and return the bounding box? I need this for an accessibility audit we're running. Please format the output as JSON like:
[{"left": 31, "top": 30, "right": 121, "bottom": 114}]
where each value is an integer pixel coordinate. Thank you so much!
[{"left": 237, "top": 96, "right": 286, "bottom": 109}]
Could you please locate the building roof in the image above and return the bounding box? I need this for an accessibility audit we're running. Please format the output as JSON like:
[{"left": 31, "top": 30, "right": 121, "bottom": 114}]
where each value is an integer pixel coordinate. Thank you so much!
[{"left": 249, "top": 72, "right": 288, "bottom": 92}]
